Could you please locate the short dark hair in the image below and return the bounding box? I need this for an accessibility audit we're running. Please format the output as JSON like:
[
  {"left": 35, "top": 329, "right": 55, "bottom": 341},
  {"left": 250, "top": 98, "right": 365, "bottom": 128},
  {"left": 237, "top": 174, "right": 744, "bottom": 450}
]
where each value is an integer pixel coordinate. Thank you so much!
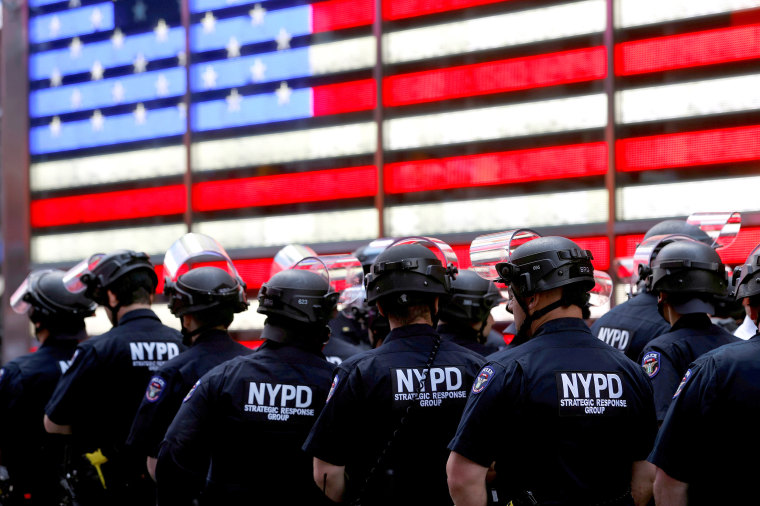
[
  {"left": 109, "top": 269, "right": 155, "bottom": 306},
  {"left": 32, "top": 310, "right": 86, "bottom": 336},
  {"left": 378, "top": 293, "right": 437, "bottom": 326},
  {"left": 560, "top": 285, "right": 591, "bottom": 319},
  {"left": 191, "top": 306, "right": 235, "bottom": 329}
]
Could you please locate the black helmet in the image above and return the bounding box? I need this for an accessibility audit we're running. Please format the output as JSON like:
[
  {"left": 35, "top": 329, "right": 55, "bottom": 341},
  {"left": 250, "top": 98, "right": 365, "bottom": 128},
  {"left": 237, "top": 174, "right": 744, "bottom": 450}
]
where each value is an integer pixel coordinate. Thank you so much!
[
  {"left": 496, "top": 236, "right": 595, "bottom": 297},
  {"left": 644, "top": 220, "right": 712, "bottom": 245},
  {"left": 64, "top": 249, "right": 157, "bottom": 304},
  {"left": 166, "top": 266, "right": 248, "bottom": 317},
  {"left": 648, "top": 239, "right": 727, "bottom": 296},
  {"left": 732, "top": 244, "right": 760, "bottom": 300},
  {"left": 257, "top": 269, "right": 339, "bottom": 324},
  {"left": 365, "top": 242, "right": 457, "bottom": 306},
  {"left": 11, "top": 270, "right": 97, "bottom": 321},
  {"left": 353, "top": 238, "right": 394, "bottom": 275},
  {"left": 438, "top": 270, "right": 504, "bottom": 324}
]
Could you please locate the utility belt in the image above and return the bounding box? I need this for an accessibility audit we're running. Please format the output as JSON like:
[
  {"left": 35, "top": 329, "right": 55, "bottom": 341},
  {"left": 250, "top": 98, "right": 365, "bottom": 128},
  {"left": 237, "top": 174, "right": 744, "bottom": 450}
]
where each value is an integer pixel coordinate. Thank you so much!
[{"left": 507, "top": 489, "right": 634, "bottom": 506}]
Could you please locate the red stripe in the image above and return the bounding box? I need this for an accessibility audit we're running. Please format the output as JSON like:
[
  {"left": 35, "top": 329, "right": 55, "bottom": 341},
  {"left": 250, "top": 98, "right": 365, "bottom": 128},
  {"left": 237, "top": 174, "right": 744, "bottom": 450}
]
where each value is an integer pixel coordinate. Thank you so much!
[
  {"left": 313, "top": 79, "right": 376, "bottom": 116},
  {"left": 384, "top": 47, "right": 606, "bottom": 107},
  {"left": 616, "top": 23, "right": 760, "bottom": 76},
  {"left": 385, "top": 143, "right": 608, "bottom": 193},
  {"left": 193, "top": 166, "right": 377, "bottom": 212},
  {"left": 384, "top": 0, "right": 512, "bottom": 20},
  {"left": 31, "top": 185, "right": 186, "bottom": 228},
  {"left": 616, "top": 125, "right": 760, "bottom": 172},
  {"left": 311, "top": 0, "right": 373, "bottom": 32}
]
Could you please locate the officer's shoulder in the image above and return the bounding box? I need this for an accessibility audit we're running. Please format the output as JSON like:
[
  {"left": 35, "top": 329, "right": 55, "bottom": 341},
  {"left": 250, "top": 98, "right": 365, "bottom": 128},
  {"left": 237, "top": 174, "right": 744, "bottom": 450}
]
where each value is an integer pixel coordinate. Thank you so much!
[{"left": 441, "top": 339, "right": 487, "bottom": 365}]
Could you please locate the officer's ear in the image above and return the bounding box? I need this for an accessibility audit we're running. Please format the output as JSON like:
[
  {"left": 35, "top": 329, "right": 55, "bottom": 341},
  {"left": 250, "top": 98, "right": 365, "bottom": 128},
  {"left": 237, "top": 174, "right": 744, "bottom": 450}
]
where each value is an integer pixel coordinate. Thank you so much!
[
  {"left": 107, "top": 289, "right": 120, "bottom": 308},
  {"left": 376, "top": 302, "right": 386, "bottom": 318}
]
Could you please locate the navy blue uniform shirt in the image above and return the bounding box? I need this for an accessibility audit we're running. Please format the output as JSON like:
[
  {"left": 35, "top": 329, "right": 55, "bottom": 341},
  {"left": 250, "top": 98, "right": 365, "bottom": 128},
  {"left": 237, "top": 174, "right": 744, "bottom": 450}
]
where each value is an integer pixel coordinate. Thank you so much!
[
  {"left": 323, "top": 334, "right": 365, "bottom": 365},
  {"left": 449, "top": 318, "right": 658, "bottom": 506},
  {"left": 45, "top": 309, "right": 184, "bottom": 454},
  {"left": 649, "top": 336, "right": 760, "bottom": 504},
  {"left": 127, "top": 328, "right": 250, "bottom": 458},
  {"left": 438, "top": 322, "right": 499, "bottom": 356},
  {"left": 303, "top": 323, "right": 485, "bottom": 506},
  {"left": 0, "top": 333, "right": 80, "bottom": 503},
  {"left": 328, "top": 312, "right": 371, "bottom": 349},
  {"left": 592, "top": 291, "right": 671, "bottom": 360},
  {"left": 637, "top": 313, "right": 740, "bottom": 421},
  {"left": 156, "top": 339, "right": 334, "bottom": 506}
]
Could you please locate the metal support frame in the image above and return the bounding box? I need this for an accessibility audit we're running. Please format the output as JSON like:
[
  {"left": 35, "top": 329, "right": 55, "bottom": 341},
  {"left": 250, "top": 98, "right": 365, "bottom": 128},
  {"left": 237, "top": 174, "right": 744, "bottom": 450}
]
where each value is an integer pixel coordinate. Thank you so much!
[
  {"left": 181, "top": 0, "right": 194, "bottom": 232},
  {"left": 604, "top": 0, "right": 618, "bottom": 306},
  {"left": 373, "top": 0, "right": 385, "bottom": 237}
]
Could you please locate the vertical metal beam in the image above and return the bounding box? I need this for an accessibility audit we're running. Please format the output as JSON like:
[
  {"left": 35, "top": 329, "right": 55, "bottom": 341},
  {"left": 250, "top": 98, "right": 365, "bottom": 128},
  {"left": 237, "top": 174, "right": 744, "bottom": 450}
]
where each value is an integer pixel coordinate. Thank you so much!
[
  {"left": 181, "top": 0, "right": 193, "bottom": 232},
  {"left": 604, "top": 0, "right": 618, "bottom": 306},
  {"left": 1, "top": 0, "right": 31, "bottom": 362},
  {"left": 373, "top": 0, "right": 385, "bottom": 238}
]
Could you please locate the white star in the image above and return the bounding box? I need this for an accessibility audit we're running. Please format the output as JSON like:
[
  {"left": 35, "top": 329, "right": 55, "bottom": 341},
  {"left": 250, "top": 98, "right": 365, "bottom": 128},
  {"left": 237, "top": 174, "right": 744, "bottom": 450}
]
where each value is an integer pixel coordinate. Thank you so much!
[
  {"left": 69, "top": 37, "right": 83, "bottom": 59},
  {"left": 111, "top": 28, "right": 125, "bottom": 49},
  {"left": 177, "top": 51, "right": 187, "bottom": 67},
  {"left": 133, "top": 0, "right": 147, "bottom": 22},
  {"left": 226, "top": 88, "right": 242, "bottom": 112},
  {"left": 250, "top": 58, "right": 266, "bottom": 82},
  {"left": 155, "top": 19, "right": 169, "bottom": 42},
  {"left": 177, "top": 101, "right": 187, "bottom": 120},
  {"left": 201, "top": 11, "right": 216, "bottom": 34},
  {"left": 276, "top": 28, "right": 292, "bottom": 50},
  {"left": 50, "top": 68, "right": 63, "bottom": 87},
  {"left": 91, "top": 7, "right": 104, "bottom": 30},
  {"left": 134, "top": 103, "right": 147, "bottom": 125},
  {"left": 49, "top": 116, "right": 62, "bottom": 138},
  {"left": 155, "top": 74, "right": 170, "bottom": 97},
  {"left": 201, "top": 65, "right": 218, "bottom": 89},
  {"left": 275, "top": 81, "right": 292, "bottom": 105},
  {"left": 226, "top": 36, "right": 241, "bottom": 58},
  {"left": 91, "top": 110, "right": 105, "bottom": 131},
  {"left": 111, "top": 82, "right": 126, "bottom": 103},
  {"left": 69, "top": 0, "right": 81, "bottom": 6},
  {"left": 249, "top": 4, "right": 266, "bottom": 26},
  {"left": 90, "top": 60, "right": 104, "bottom": 80},
  {"left": 49, "top": 16, "right": 61, "bottom": 38},
  {"left": 133, "top": 53, "right": 147, "bottom": 73},
  {"left": 70, "top": 88, "right": 83, "bottom": 108}
]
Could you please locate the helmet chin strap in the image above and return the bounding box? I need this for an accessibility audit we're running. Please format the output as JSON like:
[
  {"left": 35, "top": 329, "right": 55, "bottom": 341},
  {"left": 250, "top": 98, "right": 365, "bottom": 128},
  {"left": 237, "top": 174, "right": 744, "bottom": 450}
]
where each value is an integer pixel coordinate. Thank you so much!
[
  {"left": 513, "top": 295, "right": 567, "bottom": 345},
  {"left": 105, "top": 303, "right": 122, "bottom": 328}
]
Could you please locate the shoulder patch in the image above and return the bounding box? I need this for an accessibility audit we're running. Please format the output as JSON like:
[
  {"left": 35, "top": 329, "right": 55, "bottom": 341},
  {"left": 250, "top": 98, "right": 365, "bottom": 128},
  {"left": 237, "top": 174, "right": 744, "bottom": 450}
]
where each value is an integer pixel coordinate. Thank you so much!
[
  {"left": 472, "top": 366, "right": 495, "bottom": 394},
  {"left": 183, "top": 379, "right": 201, "bottom": 403},
  {"left": 326, "top": 374, "right": 339, "bottom": 403},
  {"left": 673, "top": 368, "right": 692, "bottom": 398},
  {"left": 145, "top": 376, "right": 167, "bottom": 403},
  {"left": 641, "top": 351, "right": 660, "bottom": 378}
]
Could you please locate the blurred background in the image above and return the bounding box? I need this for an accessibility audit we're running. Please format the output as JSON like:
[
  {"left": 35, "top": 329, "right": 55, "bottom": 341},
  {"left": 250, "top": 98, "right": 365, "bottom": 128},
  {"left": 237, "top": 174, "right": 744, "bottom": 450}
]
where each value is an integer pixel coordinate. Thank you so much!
[{"left": 1, "top": 0, "right": 758, "bottom": 358}]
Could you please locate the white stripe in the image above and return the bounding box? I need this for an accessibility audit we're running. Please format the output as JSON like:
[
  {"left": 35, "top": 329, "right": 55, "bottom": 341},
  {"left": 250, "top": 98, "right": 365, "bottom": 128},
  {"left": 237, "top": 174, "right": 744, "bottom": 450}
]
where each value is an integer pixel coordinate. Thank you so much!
[
  {"left": 31, "top": 224, "right": 187, "bottom": 264},
  {"left": 195, "top": 208, "right": 379, "bottom": 249},
  {"left": 385, "top": 0, "right": 606, "bottom": 64},
  {"left": 386, "top": 189, "right": 608, "bottom": 237},
  {"left": 30, "top": 146, "right": 185, "bottom": 191},
  {"left": 384, "top": 93, "right": 607, "bottom": 151},
  {"left": 309, "top": 36, "right": 375, "bottom": 74},
  {"left": 192, "top": 122, "right": 376, "bottom": 172},
  {"left": 617, "top": 176, "right": 760, "bottom": 221},
  {"left": 616, "top": 0, "right": 760, "bottom": 28},
  {"left": 617, "top": 74, "right": 760, "bottom": 124}
]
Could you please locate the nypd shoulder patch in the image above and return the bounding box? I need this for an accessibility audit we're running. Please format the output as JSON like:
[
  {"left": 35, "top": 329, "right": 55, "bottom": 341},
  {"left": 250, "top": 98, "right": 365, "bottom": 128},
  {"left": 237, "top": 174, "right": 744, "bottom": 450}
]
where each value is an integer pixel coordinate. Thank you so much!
[
  {"left": 183, "top": 379, "right": 201, "bottom": 403},
  {"left": 641, "top": 351, "right": 660, "bottom": 379},
  {"left": 145, "top": 376, "right": 167, "bottom": 403},
  {"left": 326, "top": 374, "right": 339, "bottom": 403},
  {"left": 673, "top": 368, "right": 692, "bottom": 398},
  {"left": 472, "top": 366, "right": 495, "bottom": 394}
]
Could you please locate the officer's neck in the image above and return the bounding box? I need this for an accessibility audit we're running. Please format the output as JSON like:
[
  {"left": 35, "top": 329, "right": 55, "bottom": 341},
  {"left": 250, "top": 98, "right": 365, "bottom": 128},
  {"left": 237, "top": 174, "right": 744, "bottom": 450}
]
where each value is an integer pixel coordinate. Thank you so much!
[
  {"left": 115, "top": 303, "right": 152, "bottom": 323},
  {"left": 527, "top": 291, "right": 582, "bottom": 334}
]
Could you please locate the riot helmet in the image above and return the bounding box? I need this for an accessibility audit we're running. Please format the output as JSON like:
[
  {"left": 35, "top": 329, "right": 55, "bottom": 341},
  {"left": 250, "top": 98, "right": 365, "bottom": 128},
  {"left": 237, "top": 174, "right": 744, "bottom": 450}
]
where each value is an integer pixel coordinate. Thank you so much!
[
  {"left": 353, "top": 238, "right": 394, "bottom": 275},
  {"left": 166, "top": 267, "right": 248, "bottom": 317},
  {"left": 733, "top": 244, "right": 760, "bottom": 300},
  {"left": 257, "top": 269, "right": 339, "bottom": 325},
  {"left": 438, "top": 269, "right": 504, "bottom": 325},
  {"left": 11, "top": 270, "right": 97, "bottom": 331},
  {"left": 644, "top": 220, "right": 712, "bottom": 245}
]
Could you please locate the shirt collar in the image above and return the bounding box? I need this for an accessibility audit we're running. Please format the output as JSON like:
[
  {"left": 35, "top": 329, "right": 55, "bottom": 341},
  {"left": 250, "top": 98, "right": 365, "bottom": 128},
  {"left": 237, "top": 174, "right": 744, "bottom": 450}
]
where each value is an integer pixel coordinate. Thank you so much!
[
  {"left": 117, "top": 308, "right": 161, "bottom": 326},
  {"left": 532, "top": 317, "right": 591, "bottom": 339},
  {"left": 671, "top": 312, "right": 712, "bottom": 332},
  {"left": 193, "top": 328, "right": 231, "bottom": 345},
  {"left": 383, "top": 323, "right": 438, "bottom": 345}
]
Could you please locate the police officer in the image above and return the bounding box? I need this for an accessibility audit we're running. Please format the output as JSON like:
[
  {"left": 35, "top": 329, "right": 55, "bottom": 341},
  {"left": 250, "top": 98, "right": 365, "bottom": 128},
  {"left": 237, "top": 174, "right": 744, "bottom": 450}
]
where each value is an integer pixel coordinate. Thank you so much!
[
  {"left": 437, "top": 269, "right": 504, "bottom": 356},
  {"left": 637, "top": 238, "right": 740, "bottom": 422},
  {"left": 155, "top": 268, "right": 338, "bottom": 505},
  {"left": 648, "top": 243, "right": 760, "bottom": 504},
  {"left": 592, "top": 220, "right": 712, "bottom": 360},
  {"left": 447, "top": 236, "right": 657, "bottom": 506},
  {"left": 44, "top": 250, "right": 184, "bottom": 505},
  {"left": 304, "top": 241, "right": 485, "bottom": 505},
  {"left": 127, "top": 265, "right": 251, "bottom": 480},
  {"left": 0, "top": 270, "right": 95, "bottom": 505}
]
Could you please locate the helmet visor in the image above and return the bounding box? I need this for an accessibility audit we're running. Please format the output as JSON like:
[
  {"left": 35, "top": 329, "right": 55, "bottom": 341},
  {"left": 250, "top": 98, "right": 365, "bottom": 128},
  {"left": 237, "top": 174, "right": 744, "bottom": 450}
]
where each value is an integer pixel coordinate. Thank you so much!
[
  {"left": 270, "top": 244, "right": 318, "bottom": 277},
  {"left": 590, "top": 270, "right": 613, "bottom": 307},
  {"left": 62, "top": 253, "right": 106, "bottom": 294},
  {"left": 164, "top": 233, "right": 241, "bottom": 285},
  {"left": 631, "top": 234, "right": 694, "bottom": 290},
  {"left": 388, "top": 236, "right": 460, "bottom": 273},
  {"left": 293, "top": 254, "right": 364, "bottom": 312},
  {"left": 469, "top": 229, "right": 541, "bottom": 281},
  {"left": 687, "top": 211, "right": 741, "bottom": 249},
  {"left": 10, "top": 276, "right": 32, "bottom": 315}
]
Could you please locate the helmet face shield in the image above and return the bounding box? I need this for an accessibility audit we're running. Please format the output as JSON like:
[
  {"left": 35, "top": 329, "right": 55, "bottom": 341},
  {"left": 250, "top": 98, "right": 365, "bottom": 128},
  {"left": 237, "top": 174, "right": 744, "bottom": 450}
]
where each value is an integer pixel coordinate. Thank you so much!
[
  {"left": 270, "top": 244, "right": 317, "bottom": 277},
  {"left": 590, "top": 270, "right": 613, "bottom": 308},
  {"left": 388, "top": 236, "right": 460, "bottom": 274},
  {"left": 10, "top": 277, "right": 32, "bottom": 315},
  {"left": 63, "top": 253, "right": 106, "bottom": 294},
  {"left": 686, "top": 211, "right": 741, "bottom": 249},
  {"left": 469, "top": 229, "right": 541, "bottom": 281},
  {"left": 293, "top": 254, "right": 363, "bottom": 313},
  {"left": 630, "top": 234, "right": 693, "bottom": 296},
  {"left": 164, "top": 233, "right": 242, "bottom": 285},
  {"left": 732, "top": 243, "right": 760, "bottom": 299}
]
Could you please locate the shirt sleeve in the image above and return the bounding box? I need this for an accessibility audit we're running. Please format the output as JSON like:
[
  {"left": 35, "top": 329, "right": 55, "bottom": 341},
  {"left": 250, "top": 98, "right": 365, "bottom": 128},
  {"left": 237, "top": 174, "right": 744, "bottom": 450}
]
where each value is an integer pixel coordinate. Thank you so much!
[
  {"left": 127, "top": 369, "right": 185, "bottom": 458},
  {"left": 639, "top": 344, "right": 681, "bottom": 421},
  {"left": 0, "top": 365, "right": 23, "bottom": 433},
  {"left": 44, "top": 345, "right": 99, "bottom": 426},
  {"left": 155, "top": 374, "right": 215, "bottom": 505},
  {"left": 648, "top": 357, "right": 714, "bottom": 482},
  {"left": 448, "top": 361, "right": 520, "bottom": 467},
  {"left": 302, "top": 364, "right": 363, "bottom": 466}
]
